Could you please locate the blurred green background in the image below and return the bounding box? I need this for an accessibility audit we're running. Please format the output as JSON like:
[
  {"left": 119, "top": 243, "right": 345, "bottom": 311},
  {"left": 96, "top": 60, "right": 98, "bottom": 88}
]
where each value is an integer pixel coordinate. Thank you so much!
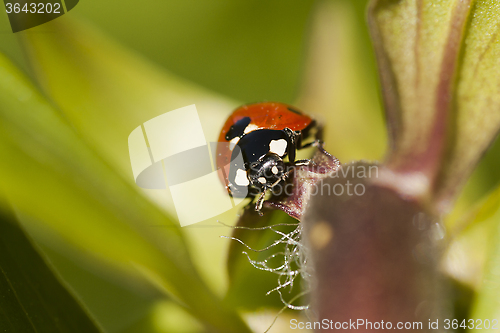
[
  {"left": 1, "top": 1, "right": 316, "bottom": 103},
  {"left": 1, "top": 0, "right": 500, "bottom": 332}
]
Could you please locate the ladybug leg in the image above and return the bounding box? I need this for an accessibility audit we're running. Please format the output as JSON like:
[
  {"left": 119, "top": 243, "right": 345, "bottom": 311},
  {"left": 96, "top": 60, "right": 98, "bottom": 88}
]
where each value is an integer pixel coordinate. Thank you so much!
[
  {"left": 294, "top": 159, "right": 313, "bottom": 166},
  {"left": 270, "top": 173, "right": 289, "bottom": 188},
  {"left": 293, "top": 140, "right": 326, "bottom": 168},
  {"left": 288, "top": 144, "right": 296, "bottom": 163},
  {"left": 255, "top": 174, "right": 291, "bottom": 214},
  {"left": 255, "top": 191, "right": 266, "bottom": 215},
  {"left": 283, "top": 127, "right": 299, "bottom": 163},
  {"left": 299, "top": 139, "right": 324, "bottom": 150}
]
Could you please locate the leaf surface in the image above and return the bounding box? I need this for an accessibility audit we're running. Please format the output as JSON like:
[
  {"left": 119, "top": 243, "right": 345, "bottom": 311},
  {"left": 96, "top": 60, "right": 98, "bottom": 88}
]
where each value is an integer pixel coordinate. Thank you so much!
[
  {"left": 0, "top": 207, "right": 102, "bottom": 333},
  {"left": 368, "top": 0, "right": 500, "bottom": 208},
  {"left": 0, "top": 52, "right": 250, "bottom": 332}
]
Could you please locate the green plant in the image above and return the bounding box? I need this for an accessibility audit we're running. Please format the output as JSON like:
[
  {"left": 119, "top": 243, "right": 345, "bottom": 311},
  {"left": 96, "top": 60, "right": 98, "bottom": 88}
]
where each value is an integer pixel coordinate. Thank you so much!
[{"left": 1, "top": 1, "right": 500, "bottom": 332}]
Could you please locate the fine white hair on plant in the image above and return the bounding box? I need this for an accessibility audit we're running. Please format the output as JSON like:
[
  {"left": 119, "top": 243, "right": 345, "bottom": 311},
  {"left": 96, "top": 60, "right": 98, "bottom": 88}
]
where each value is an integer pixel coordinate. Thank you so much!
[{"left": 219, "top": 220, "right": 312, "bottom": 331}]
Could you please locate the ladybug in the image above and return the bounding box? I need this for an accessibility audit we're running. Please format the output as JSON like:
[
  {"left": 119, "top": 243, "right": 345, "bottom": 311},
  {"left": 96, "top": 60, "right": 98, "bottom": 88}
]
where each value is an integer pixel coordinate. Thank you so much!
[{"left": 216, "top": 102, "right": 320, "bottom": 213}]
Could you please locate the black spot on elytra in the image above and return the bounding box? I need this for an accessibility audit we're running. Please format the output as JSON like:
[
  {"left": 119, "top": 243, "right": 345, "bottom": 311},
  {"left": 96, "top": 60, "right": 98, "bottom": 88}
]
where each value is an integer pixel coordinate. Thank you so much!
[{"left": 225, "top": 117, "right": 251, "bottom": 141}]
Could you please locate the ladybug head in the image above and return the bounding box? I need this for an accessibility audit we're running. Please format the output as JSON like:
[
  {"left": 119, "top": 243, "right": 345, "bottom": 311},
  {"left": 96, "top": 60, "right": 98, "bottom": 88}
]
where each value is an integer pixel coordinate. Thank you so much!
[{"left": 247, "top": 153, "right": 287, "bottom": 192}]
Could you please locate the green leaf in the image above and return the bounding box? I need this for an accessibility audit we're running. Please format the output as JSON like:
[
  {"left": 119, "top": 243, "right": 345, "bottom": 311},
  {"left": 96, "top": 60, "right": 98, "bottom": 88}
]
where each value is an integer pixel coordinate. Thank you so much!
[
  {"left": 0, "top": 52, "right": 250, "bottom": 332},
  {"left": 368, "top": 0, "right": 471, "bottom": 200},
  {"left": 436, "top": 0, "right": 500, "bottom": 207},
  {"left": 18, "top": 13, "right": 243, "bottom": 302},
  {"left": 0, "top": 207, "right": 102, "bottom": 333},
  {"left": 445, "top": 184, "right": 500, "bottom": 321},
  {"left": 369, "top": 0, "right": 500, "bottom": 209},
  {"left": 471, "top": 208, "right": 500, "bottom": 322},
  {"left": 443, "top": 160, "right": 500, "bottom": 326}
]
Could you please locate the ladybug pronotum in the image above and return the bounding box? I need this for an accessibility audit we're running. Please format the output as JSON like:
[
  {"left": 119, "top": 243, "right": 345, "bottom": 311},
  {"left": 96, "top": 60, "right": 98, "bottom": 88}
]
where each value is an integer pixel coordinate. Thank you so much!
[{"left": 216, "top": 102, "right": 320, "bottom": 213}]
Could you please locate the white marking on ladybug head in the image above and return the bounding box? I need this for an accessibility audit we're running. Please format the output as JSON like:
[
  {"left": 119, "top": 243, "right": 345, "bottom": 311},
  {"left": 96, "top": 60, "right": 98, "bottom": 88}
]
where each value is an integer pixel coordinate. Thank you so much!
[
  {"left": 234, "top": 169, "right": 249, "bottom": 187},
  {"left": 269, "top": 139, "right": 287, "bottom": 156},
  {"left": 243, "top": 124, "right": 259, "bottom": 134},
  {"left": 258, "top": 177, "right": 267, "bottom": 184},
  {"left": 229, "top": 137, "right": 240, "bottom": 150},
  {"left": 271, "top": 166, "right": 279, "bottom": 175}
]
